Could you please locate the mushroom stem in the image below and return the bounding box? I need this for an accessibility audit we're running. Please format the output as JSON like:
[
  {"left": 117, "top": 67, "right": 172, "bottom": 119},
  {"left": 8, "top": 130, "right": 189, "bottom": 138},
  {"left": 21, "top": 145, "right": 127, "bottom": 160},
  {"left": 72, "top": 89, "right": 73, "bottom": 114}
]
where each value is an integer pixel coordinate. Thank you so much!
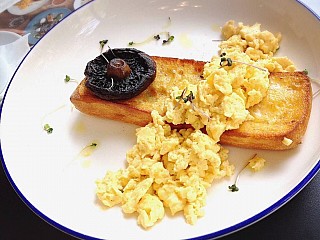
[{"left": 106, "top": 58, "right": 132, "bottom": 80}]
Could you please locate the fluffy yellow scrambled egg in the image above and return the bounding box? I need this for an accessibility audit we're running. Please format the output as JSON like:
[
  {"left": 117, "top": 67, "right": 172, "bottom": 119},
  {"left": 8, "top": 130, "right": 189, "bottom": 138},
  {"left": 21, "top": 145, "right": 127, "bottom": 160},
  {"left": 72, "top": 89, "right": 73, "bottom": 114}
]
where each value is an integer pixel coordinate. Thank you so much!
[
  {"left": 96, "top": 20, "right": 295, "bottom": 229},
  {"left": 248, "top": 155, "right": 266, "bottom": 172},
  {"left": 96, "top": 111, "right": 233, "bottom": 228},
  {"left": 164, "top": 20, "right": 296, "bottom": 143}
]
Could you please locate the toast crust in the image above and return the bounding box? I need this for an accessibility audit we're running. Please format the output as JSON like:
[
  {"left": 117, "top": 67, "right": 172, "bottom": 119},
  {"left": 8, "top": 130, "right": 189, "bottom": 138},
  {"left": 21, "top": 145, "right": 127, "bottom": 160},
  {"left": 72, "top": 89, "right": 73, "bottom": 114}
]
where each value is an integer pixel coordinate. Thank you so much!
[{"left": 70, "top": 57, "right": 312, "bottom": 150}]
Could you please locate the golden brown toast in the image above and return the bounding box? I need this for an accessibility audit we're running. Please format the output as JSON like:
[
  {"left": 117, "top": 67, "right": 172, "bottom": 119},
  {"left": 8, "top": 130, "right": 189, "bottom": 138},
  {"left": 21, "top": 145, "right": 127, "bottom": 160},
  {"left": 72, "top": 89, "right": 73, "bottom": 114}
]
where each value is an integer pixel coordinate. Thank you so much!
[
  {"left": 70, "top": 56, "right": 312, "bottom": 150},
  {"left": 220, "top": 71, "right": 312, "bottom": 150}
]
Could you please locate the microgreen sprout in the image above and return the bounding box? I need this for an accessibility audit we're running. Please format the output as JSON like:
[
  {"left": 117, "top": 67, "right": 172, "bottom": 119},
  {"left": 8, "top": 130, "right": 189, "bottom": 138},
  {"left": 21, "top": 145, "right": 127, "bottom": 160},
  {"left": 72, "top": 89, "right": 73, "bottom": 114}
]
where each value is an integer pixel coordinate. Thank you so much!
[
  {"left": 219, "top": 52, "right": 267, "bottom": 72},
  {"left": 154, "top": 34, "right": 161, "bottom": 40},
  {"left": 82, "top": 142, "right": 98, "bottom": 152},
  {"left": 220, "top": 53, "right": 233, "bottom": 67},
  {"left": 97, "top": 42, "right": 115, "bottom": 90},
  {"left": 303, "top": 69, "right": 309, "bottom": 75},
  {"left": 228, "top": 153, "right": 257, "bottom": 192},
  {"left": 162, "top": 34, "right": 174, "bottom": 45},
  {"left": 228, "top": 184, "right": 239, "bottom": 192},
  {"left": 176, "top": 88, "right": 194, "bottom": 103},
  {"left": 64, "top": 75, "right": 71, "bottom": 82},
  {"left": 128, "top": 31, "right": 174, "bottom": 46},
  {"left": 186, "top": 91, "right": 195, "bottom": 103},
  {"left": 183, "top": 91, "right": 195, "bottom": 103},
  {"left": 43, "top": 123, "right": 53, "bottom": 134},
  {"left": 99, "top": 40, "right": 111, "bottom": 64},
  {"left": 176, "top": 88, "right": 211, "bottom": 121},
  {"left": 64, "top": 75, "right": 78, "bottom": 83},
  {"left": 99, "top": 39, "right": 108, "bottom": 53},
  {"left": 176, "top": 88, "right": 186, "bottom": 101},
  {"left": 80, "top": 142, "right": 98, "bottom": 157}
]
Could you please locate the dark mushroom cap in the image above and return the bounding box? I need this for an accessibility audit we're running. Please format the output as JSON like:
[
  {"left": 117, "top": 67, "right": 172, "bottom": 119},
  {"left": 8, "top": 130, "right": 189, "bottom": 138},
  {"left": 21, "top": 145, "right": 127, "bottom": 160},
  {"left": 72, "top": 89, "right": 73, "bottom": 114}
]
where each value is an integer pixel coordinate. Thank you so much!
[{"left": 84, "top": 48, "right": 156, "bottom": 100}]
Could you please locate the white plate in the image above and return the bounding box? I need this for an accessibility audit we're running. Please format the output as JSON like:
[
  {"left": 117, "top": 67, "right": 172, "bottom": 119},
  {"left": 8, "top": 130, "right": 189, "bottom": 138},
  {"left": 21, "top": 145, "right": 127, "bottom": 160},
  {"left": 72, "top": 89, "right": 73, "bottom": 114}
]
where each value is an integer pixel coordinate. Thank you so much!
[{"left": 1, "top": 0, "right": 320, "bottom": 239}]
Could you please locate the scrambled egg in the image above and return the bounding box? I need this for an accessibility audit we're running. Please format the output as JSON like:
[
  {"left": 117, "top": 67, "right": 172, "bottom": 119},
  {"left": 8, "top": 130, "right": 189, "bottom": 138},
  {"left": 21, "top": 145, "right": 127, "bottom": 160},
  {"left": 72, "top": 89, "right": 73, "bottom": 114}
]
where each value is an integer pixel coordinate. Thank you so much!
[
  {"left": 96, "top": 111, "right": 233, "bottom": 228},
  {"left": 96, "top": 20, "right": 296, "bottom": 229},
  {"left": 221, "top": 20, "right": 296, "bottom": 72},
  {"left": 282, "top": 137, "right": 293, "bottom": 146},
  {"left": 248, "top": 155, "right": 266, "bottom": 172},
  {"left": 165, "top": 20, "right": 296, "bottom": 142}
]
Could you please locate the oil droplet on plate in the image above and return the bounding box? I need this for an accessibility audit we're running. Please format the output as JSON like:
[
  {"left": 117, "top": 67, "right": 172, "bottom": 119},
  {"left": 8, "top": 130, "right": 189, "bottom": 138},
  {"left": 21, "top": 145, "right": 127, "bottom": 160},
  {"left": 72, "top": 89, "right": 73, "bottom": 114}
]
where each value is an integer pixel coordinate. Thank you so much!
[
  {"left": 211, "top": 23, "right": 221, "bottom": 32},
  {"left": 74, "top": 120, "right": 86, "bottom": 134},
  {"left": 82, "top": 159, "right": 92, "bottom": 168},
  {"left": 178, "top": 33, "right": 193, "bottom": 49}
]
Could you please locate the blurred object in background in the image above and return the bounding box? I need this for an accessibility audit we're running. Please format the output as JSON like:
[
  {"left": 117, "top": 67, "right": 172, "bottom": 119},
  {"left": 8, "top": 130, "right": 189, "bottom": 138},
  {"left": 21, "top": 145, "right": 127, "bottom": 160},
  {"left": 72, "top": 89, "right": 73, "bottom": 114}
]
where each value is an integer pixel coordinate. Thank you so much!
[
  {"left": 0, "top": 0, "right": 92, "bottom": 104},
  {"left": 0, "top": 0, "right": 20, "bottom": 13},
  {"left": 0, "top": 31, "right": 30, "bottom": 101}
]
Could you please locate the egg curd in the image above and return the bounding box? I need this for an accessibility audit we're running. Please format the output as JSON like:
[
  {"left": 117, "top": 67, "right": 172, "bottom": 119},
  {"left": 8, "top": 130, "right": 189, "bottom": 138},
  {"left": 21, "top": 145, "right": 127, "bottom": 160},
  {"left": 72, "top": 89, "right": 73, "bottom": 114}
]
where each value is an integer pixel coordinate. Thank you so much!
[
  {"left": 96, "top": 20, "right": 296, "bottom": 229},
  {"left": 248, "top": 155, "right": 266, "bottom": 172}
]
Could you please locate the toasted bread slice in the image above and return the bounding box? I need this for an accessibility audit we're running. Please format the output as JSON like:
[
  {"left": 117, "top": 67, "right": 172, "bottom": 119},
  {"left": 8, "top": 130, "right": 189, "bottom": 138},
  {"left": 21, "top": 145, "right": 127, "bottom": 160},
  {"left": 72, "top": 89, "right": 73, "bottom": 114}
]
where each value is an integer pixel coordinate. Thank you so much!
[
  {"left": 71, "top": 57, "right": 204, "bottom": 126},
  {"left": 70, "top": 56, "right": 312, "bottom": 150},
  {"left": 220, "top": 71, "right": 312, "bottom": 150}
]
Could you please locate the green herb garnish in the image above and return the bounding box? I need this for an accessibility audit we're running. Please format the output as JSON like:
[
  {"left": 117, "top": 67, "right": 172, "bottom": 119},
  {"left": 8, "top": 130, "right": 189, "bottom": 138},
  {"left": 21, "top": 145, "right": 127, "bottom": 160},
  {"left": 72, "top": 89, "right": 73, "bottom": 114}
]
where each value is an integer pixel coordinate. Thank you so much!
[
  {"left": 220, "top": 52, "right": 233, "bottom": 67},
  {"left": 219, "top": 52, "right": 267, "bottom": 71},
  {"left": 176, "top": 88, "right": 211, "bottom": 121},
  {"left": 176, "top": 88, "right": 186, "bottom": 101},
  {"left": 64, "top": 75, "right": 78, "bottom": 84},
  {"left": 303, "top": 69, "right": 309, "bottom": 75},
  {"left": 99, "top": 39, "right": 108, "bottom": 52},
  {"left": 228, "top": 184, "right": 239, "bottom": 192},
  {"left": 154, "top": 34, "right": 161, "bottom": 40},
  {"left": 64, "top": 75, "right": 71, "bottom": 82},
  {"left": 176, "top": 88, "right": 194, "bottom": 103},
  {"left": 184, "top": 91, "right": 194, "bottom": 103},
  {"left": 162, "top": 35, "right": 174, "bottom": 45},
  {"left": 220, "top": 57, "right": 233, "bottom": 67},
  {"left": 43, "top": 124, "right": 53, "bottom": 134},
  {"left": 228, "top": 154, "right": 257, "bottom": 192},
  {"left": 79, "top": 142, "right": 98, "bottom": 157},
  {"left": 128, "top": 30, "right": 174, "bottom": 46}
]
